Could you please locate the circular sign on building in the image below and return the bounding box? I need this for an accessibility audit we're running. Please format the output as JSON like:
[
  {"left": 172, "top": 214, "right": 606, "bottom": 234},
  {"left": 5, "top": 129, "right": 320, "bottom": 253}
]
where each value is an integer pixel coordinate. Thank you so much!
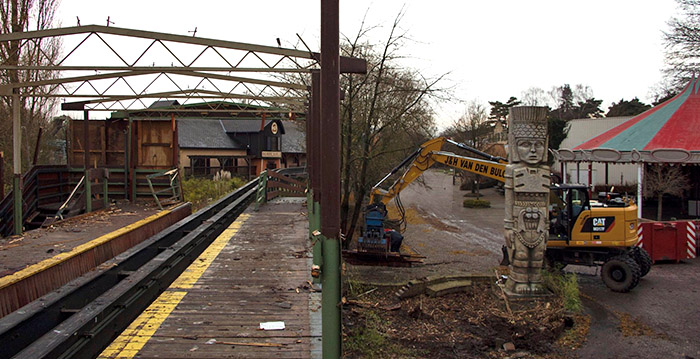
[{"left": 270, "top": 122, "right": 279, "bottom": 135}]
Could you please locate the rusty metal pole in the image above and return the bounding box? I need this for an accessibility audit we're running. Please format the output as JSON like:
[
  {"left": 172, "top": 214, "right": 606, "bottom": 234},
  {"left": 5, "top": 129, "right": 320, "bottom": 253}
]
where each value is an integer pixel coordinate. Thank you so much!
[
  {"left": 84, "top": 109, "right": 91, "bottom": 213},
  {"left": 320, "top": 0, "right": 341, "bottom": 357},
  {"left": 12, "top": 91, "right": 22, "bottom": 235}
]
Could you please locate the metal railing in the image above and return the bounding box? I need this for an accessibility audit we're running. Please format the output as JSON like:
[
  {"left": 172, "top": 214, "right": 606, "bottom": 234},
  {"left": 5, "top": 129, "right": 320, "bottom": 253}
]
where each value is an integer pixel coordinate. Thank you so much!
[
  {"left": 255, "top": 167, "right": 307, "bottom": 209},
  {"left": 146, "top": 168, "right": 182, "bottom": 210}
]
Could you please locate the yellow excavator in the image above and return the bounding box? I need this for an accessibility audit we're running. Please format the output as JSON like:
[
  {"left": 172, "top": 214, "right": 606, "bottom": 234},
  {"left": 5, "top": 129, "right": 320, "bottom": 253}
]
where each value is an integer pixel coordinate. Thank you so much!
[{"left": 357, "top": 137, "right": 649, "bottom": 292}]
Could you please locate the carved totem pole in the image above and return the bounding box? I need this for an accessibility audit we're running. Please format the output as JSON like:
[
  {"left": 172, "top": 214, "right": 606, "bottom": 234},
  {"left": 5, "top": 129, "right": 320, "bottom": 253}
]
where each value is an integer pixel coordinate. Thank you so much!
[{"left": 504, "top": 106, "right": 550, "bottom": 296}]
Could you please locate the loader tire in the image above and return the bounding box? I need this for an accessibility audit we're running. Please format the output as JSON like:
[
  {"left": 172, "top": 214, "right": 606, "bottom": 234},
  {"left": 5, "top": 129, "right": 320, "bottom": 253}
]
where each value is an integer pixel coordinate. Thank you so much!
[
  {"left": 630, "top": 247, "right": 652, "bottom": 277},
  {"left": 601, "top": 255, "right": 641, "bottom": 292}
]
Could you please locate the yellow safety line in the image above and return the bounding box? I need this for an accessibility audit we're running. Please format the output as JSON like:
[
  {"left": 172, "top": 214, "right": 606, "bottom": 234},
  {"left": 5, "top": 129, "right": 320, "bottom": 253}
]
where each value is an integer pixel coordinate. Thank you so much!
[
  {"left": 0, "top": 209, "right": 172, "bottom": 289},
  {"left": 99, "top": 213, "right": 250, "bottom": 359}
]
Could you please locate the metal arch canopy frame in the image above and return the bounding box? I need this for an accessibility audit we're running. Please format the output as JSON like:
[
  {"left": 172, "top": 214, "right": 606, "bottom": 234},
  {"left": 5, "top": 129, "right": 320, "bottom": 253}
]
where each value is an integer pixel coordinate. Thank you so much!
[
  {"left": 0, "top": 25, "right": 366, "bottom": 73},
  {"left": 0, "top": 24, "right": 320, "bottom": 113},
  {"left": 0, "top": 25, "right": 365, "bottom": 113},
  {"left": 0, "top": 25, "right": 316, "bottom": 61},
  {"left": 0, "top": 24, "right": 367, "bottom": 235}
]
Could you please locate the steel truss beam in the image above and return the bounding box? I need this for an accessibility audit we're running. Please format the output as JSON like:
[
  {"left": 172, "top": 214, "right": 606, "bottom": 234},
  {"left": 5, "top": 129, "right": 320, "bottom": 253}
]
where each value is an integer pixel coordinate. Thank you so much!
[{"left": 0, "top": 24, "right": 317, "bottom": 111}]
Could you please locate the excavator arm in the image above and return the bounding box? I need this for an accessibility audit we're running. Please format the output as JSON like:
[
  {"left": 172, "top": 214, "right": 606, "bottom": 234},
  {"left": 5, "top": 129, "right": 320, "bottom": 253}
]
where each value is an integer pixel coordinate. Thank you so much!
[{"left": 369, "top": 137, "right": 507, "bottom": 205}]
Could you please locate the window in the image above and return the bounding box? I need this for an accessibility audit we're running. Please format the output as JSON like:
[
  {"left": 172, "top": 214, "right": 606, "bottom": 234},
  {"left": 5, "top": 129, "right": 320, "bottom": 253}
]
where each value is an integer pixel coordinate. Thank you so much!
[
  {"left": 218, "top": 157, "right": 234, "bottom": 172},
  {"left": 266, "top": 136, "right": 280, "bottom": 151},
  {"left": 190, "top": 157, "right": 210, "bottom": 177}
]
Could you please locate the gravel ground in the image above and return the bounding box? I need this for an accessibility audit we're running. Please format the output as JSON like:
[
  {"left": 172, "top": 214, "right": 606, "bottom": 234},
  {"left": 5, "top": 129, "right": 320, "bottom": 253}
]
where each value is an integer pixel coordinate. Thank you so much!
[
  {"left": 347, "top": 169, "right": 700, "bottom": 358},
  {"left": 348, "top": 170, "right": 505, "bottom": 284}
]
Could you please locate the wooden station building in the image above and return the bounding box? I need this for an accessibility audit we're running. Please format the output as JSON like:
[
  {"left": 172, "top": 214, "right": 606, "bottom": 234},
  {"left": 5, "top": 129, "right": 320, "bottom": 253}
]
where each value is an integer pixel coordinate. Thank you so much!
[{"left": 0, "top": 101, "right": 305, "bottom": 236}]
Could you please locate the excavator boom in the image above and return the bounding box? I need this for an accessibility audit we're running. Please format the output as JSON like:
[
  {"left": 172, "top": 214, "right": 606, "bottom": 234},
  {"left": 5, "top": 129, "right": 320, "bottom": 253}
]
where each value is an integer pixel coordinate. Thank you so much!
[{"left": 369, "top": 137, "right": 506, "bottom": 205}]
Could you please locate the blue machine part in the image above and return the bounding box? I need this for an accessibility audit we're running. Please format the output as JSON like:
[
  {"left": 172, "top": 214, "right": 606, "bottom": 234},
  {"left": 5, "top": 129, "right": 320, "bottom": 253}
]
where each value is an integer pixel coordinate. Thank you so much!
[{"left": 358, "top": 206, "right": 388, "bottom": 252}]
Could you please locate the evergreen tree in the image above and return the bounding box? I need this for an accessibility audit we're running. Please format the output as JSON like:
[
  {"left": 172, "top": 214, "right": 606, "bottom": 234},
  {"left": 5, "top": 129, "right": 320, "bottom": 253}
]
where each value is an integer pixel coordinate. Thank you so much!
[
  {"left": 606, "top": 98, "right": 652, "bottom": 117},
  {"left": 488, "top": 96, "right": 521, "bottom": 122}
]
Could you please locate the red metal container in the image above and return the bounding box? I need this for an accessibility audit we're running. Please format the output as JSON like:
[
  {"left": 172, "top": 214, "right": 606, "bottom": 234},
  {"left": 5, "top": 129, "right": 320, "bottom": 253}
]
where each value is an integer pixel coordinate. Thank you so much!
[{"left": 637, "top": 221, "right": 694, "bottom": 263}]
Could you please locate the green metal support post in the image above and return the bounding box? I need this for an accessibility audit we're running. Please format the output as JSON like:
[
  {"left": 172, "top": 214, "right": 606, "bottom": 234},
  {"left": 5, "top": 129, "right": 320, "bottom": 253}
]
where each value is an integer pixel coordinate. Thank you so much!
[
  {"left": 255, "top": 170, "right": 268, "bottom": 210},
  {"left": 12, "top": 176, "right": 21, "bottom": 235},
  {"left": 308, "top": 189, "right": 322, "bottom": 284},
  {"left": 321, "top": 231, "right": 341, "bottom": 358}
]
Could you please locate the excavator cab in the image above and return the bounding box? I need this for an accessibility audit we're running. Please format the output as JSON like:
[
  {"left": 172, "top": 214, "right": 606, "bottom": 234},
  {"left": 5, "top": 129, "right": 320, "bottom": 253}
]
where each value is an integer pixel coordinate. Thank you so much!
[{"left": 549, "top": 184, "right": 590, "bottom": 244}]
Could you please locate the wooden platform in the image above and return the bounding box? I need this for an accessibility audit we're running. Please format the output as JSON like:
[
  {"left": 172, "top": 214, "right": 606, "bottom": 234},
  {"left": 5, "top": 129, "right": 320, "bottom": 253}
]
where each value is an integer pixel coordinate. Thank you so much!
[
  {"left": 99, "top": 199, "right": 316, "bottom": 359},
  {"left": 0, "top": 203, "right": 190, "bottom": 317},
  {"left": 0, "top": 202, "right": 164, "bottom": 277}
]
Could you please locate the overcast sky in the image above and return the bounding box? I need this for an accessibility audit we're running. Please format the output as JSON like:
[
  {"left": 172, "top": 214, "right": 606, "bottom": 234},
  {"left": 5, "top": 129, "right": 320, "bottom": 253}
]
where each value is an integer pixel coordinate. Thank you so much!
[{"left": 56, "top": 0, "right": 678, "bottom": 129}]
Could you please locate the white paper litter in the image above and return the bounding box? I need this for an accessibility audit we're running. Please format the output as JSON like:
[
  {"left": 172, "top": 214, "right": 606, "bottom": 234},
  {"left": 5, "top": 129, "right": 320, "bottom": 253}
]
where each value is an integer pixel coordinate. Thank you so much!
[{"left": 259, "top": 321, "right": 285, "bottom": 330}]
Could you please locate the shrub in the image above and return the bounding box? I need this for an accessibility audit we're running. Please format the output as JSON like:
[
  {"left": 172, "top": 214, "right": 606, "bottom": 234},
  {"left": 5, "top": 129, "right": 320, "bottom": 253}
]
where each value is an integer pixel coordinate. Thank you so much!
[
  {"left": 182, "top": 174, "right": 247, "bottom": 211},
  {"left": 543, "top": 270, "right": 583, "bottom": 313},
  {"left": 463, "top": 199, "right": 491, "bottom": 208}
]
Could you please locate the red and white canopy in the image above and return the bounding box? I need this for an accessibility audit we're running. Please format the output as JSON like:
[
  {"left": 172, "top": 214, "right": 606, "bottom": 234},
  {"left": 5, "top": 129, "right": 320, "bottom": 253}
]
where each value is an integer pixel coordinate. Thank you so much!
[{"left": 556, "top": 77, "right": 700, "bottom": 163}]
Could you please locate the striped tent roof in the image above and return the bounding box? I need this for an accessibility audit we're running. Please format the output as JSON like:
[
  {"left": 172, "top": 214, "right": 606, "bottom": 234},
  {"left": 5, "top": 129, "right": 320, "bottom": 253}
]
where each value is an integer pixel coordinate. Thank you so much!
[{"left": 556, "top": 77, "right": 700, "bottom": 163}]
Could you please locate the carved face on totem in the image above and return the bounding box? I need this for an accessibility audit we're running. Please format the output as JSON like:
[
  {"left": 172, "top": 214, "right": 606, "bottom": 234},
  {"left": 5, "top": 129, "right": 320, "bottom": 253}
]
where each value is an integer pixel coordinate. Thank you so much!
[
  {"left": 516, "top": 138, "right": 546, "bottom": 165},
  {"left": 507, "top": 106, "right": 549, "bottom": 165}
]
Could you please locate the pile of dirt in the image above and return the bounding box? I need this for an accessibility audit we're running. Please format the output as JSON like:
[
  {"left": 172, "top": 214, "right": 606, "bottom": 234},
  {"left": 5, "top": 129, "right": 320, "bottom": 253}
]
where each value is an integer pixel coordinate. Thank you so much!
[{"left": 343, "top": 284, "right": 576, "bottom": 359}]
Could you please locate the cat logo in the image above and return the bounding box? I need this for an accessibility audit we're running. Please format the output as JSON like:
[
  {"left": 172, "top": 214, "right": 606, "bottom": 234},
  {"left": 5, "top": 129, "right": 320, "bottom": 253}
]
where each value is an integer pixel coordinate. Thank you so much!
[{"left": 582, "top": 216, "right": 615, "bottom": 233}]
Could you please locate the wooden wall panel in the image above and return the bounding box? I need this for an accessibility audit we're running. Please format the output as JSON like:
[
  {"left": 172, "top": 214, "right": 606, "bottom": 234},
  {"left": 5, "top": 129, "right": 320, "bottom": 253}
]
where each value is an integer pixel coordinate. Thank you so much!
[
  {"left": 137, "top": 121, "right": 173, "bottom": 168},
  {"left": 69, "top": 120, "right": 105, "bottom": 167}
]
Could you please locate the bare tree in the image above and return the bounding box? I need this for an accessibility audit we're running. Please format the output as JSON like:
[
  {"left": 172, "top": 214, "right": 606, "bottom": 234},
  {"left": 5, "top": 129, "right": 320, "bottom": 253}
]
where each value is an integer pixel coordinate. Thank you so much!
[
  {"left": 521, "top": 87, "right": 547, "bottom": 106},
  {"left": 0, "top": 0, "right": 61, "bottom": 185},
  {"left": 443, "top": 101, "right": 491, "bottom": 198},
  {"left": 338, "top": 9, "right": 448, "bottom": 246},
  {"left": 662, "top": 0, "right": 700, "bottom": 91},
  {"left": 643, "top": 164, "right": 691, "bottom": 220}
]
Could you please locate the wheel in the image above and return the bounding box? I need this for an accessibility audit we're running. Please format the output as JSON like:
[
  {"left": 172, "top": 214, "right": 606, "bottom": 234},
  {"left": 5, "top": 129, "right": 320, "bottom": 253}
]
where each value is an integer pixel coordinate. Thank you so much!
[
  {"left": 630, "top": 247, "right": 652, "bottom": 277},
  {"left": 601, "top": 255, "right": 641, "bottom": 292}
]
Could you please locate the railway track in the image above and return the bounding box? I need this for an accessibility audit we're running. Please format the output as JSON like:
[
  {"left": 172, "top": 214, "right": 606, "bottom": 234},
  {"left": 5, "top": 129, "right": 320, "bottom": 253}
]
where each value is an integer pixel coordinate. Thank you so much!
[{"left": 0, "top": 179, "right": 258, "bottom": 359}]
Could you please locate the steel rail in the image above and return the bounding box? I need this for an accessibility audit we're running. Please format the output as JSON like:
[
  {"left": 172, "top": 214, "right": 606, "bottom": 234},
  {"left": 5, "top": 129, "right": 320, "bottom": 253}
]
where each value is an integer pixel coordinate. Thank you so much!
[{"left": 0, "top": 178, "right": 258, "bottom": 359}]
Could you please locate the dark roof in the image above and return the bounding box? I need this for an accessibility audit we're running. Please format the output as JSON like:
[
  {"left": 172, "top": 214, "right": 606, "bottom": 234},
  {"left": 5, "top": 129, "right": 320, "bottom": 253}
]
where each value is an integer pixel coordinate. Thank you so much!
[
  {"left": 281, "top": 121, "right": 305, "bottom": 153},
  {"left": 177, "top": 101, "right": 282, "bottom": 112},
  {"left": 177, "top": 119, "right": 244, "bottom": 149},
  {"left": 149, "top": 100, "right": 180, "bottom": 109},
  {"left": 220, "top": 119, "right": 285, "bottom": 134}
]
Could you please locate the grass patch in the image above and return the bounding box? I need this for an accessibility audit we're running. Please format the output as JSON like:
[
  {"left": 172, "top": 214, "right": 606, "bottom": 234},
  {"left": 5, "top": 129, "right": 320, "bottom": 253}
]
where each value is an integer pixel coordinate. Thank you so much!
[
  {"left": 344, "top": 311, "right": 387, "bottom": 357},
  {"left": 543, "top": 270, "right": 583, "bottom": 313},
  {"left": 463, "top": 199, "right": 491, "bottom": 208},
  {"left": 344, "top": 310, "right": 419, "bottom": 359},
  {"left": 182, "top": 173, "right": 247, "bottom": 211}
]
